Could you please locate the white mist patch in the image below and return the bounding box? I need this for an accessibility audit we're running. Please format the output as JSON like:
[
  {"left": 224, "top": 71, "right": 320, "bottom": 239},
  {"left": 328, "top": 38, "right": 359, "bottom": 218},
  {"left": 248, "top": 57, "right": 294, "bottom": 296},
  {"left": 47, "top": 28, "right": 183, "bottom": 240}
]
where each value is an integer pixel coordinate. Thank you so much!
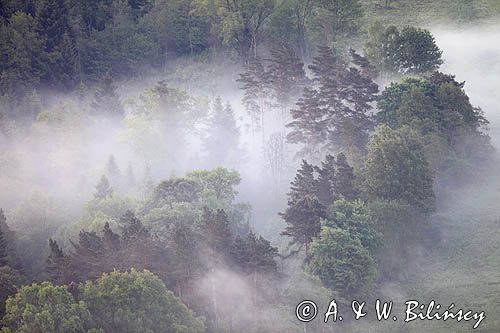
[{"left": 433, "top": 24, "right": 500, "bottom": 145}]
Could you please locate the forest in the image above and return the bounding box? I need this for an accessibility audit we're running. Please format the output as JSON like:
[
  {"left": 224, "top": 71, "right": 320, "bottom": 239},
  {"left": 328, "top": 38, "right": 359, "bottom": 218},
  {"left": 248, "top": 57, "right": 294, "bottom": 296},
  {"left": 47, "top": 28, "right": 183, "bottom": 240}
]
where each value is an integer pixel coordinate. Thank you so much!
[{"left": 1, "top": 0, "right": 500, "bottom": 332}]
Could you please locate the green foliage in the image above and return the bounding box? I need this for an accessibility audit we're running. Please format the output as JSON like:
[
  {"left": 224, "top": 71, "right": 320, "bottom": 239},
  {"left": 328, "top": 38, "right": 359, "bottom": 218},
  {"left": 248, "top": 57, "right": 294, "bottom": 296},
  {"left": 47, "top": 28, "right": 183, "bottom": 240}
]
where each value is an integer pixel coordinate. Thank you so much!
[
  {"left": 325, "top": 199, "right": 382, "bottom": 253},
  {"left": 365, "top": 24, "right": 443, "bottom": 74},
  {"left": 2, "top": 281, "right": 93, "bottom": 333},
  {"left": 308, "top": 226, "right": 376, "bottom": 298},
  {"left": 80, "top": 269, "right": 204, "bottom": 333},
  {"left": 362, "top": 125, "right": 435, "bottom": 213}
]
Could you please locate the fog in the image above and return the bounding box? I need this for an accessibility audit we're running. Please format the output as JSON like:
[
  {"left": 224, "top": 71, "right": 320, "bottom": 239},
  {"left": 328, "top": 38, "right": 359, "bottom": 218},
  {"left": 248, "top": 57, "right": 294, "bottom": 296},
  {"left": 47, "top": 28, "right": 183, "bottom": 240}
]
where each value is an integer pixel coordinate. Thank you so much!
[{"left": 1, "top": 22, "right": 500, "bottom": 332}]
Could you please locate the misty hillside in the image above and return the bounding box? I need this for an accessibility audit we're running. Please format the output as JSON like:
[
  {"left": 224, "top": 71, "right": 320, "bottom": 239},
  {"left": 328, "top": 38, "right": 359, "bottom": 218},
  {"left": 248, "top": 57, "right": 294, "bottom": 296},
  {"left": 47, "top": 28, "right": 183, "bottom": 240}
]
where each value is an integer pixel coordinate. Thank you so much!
[{"left": 0, "top": 1, "right": 500, "bottom": 332}]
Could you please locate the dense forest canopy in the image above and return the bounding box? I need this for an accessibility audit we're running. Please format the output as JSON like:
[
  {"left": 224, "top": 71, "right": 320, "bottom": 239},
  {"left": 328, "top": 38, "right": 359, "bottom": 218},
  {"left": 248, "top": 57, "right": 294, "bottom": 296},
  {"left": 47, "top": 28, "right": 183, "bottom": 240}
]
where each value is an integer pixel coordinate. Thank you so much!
[{"left": 1, "top": 0, "right": 500, "bottom": 332}]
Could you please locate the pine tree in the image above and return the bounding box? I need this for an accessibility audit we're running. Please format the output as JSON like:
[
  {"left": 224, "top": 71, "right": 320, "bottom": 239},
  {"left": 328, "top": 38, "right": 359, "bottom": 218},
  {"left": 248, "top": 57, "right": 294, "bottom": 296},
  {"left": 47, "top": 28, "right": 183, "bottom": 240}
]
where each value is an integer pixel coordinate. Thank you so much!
[
  {"left": 288, "top": 160, "right": 318, "bottom": 204},
  {"left": 287, "top": 45, "right": 379, "bottom": 159},
  {"left": 237, "top": 57, "right": 270, "bottom": 139},
  {"left": 94, "top": 175, "right": 113, "bottom": 199},
  {"left": 267, "top": 44, "right": 306, "bottom": 112},
  {"left": 91, "top": 73, "right": 124, "bottom": 118}
]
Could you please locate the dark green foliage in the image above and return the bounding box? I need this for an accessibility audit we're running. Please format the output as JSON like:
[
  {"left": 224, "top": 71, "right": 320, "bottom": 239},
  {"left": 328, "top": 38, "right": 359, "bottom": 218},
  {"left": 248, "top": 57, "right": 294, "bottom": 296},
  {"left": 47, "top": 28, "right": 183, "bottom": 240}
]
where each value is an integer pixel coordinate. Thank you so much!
[
  {"left": 230, "top": 232, "right": 278, "bottom": 276},
  {"left": 308, "top": 227, "right": 376, "bottom": 298},
  {"left": 94, "top": 175, "right": 113, "bottom": 200},
  {"left": 0, "top": 266, "right": 24, "bottom": 319},
  {"left": 281, "top": 195, "right": 326, "bottom": 253},
  {"left": 152, "top": 178, "right": 201, "bottom": 205},
  {"left": 365, "top": 24, "right": 443, "bottom": 74},
  {"left": 324, "top": 200, "right": 381, "bottom": 253},
  {"left": 333, "top": 152, "right": 360, "bottom": 200},
  {"left": 200, "top": 207, "right": 232, "bottom": 256}
]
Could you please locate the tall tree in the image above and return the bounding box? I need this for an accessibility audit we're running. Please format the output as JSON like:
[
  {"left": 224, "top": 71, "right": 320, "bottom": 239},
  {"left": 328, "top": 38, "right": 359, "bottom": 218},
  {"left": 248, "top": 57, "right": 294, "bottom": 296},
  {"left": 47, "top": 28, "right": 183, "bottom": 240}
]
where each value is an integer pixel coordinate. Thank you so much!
[
  {"left": 287, "top": 45, "right": 378, "bottom": 160},
  {"left": 334, "top": 152, "right": 359, "bottom": 200},
  {"left": 91, "top": 73, "right": 124, "bottom": 117},
  {"left": 204, "top": 97, "right": 240, "bottom": 166},
  {"left": 94, "top": 175, "right": 114, "bottom": 199}
]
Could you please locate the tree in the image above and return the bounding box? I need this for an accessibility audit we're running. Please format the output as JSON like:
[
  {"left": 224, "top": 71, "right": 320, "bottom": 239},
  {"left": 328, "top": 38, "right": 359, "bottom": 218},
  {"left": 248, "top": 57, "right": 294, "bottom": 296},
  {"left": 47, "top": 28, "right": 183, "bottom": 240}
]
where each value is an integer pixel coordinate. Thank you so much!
[
  {"left": 365, "top": 24, "right": 443, "bottom": 74},
  {"left": 91, "top": 73, "right": 124, "bottom": 117},
  {"left": 0, "top": 12, "right": 45, "bottom": 107},
  {"left": 198, "top": 0, "right": 276, "bottom": 59},
  {"left": 287, "top": 45, "right": 378, "bottom": 159},
  {"left": 362, "top": 125, "right": 435, "bottom": 213},
  {"left": 2, "top": 281, "right": 94, "bottom": 333},
  {"left": 280, "top": 195, "right": 326, "bottom": 255},
  {"left": 0, "top": 266, "right": 24, "bottom": 319},
  {"left": 267, "top": 44, "right": 306, "bottom": 112},
  {"left": 200, "top": 207, "right": 232, "bottom": 257},
  {"left": 333, "top": 152, "right": 360, "bottom": 200},
  {"left": 34, "top": 0, "right": 70, "bottom": 52},
  {"left": 106, "top": 155, "right": 121, "bottom": 185},
  {"left": 315, "top": 0, "right": 364, "bottom": 43},
  {"left": 94, "top": 175, "right": 113, "bottom": 200},
  {"left": 81, "top": 269, "right": 204, "bottom": 333},
  {"left": 324, "top": 200, "right": 381, "bottom": 253},
  {"left": 237, "top": 57, "right": 270, "bottom": 139},
  {"left": 204, "top": 97, "right": 240, "bottom": 166},
  {"left": 308, "top": 227, "right": 376, "bottom": 298}
]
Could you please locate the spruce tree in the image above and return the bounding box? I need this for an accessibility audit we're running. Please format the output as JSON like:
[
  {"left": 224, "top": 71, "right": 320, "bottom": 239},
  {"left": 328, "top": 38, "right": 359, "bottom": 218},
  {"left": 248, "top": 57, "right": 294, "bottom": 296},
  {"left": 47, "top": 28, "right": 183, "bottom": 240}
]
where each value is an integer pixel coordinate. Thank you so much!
[
  {"left": 314, "top": 154, "right": 336, "bottom": 207},
  {"left": 288, "top": 160, "right": 318, "bottom": 204},
  {"left": 334, "top": 152, "right": 360, "bottom": 200},
  {"left": 94, "top": 175, "right": 113, "bottom": 199},
  {"left": 204, "top": 97, "right": 240, "bottom": 165},
  {"left": 106, "top": 154, "right": 121, "bottom": 186},
  {"left": 200, "top": 207, "right": 232, "bottom": 258},
  {"left": 46, "top": 239, "right": 66, "bottom": 283},
  {"left": 91, "top": 73, "right": 124, "bottom": 117}
]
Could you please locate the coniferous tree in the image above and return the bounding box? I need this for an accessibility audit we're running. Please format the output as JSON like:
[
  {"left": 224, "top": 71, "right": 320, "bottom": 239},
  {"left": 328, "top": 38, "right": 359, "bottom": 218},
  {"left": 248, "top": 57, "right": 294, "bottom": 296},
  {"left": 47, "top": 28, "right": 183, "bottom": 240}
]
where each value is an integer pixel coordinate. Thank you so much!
[
  {"left": 204, "top": 97, "right": 240, "bottom": 165},
  {"left": 281, "top": 195, "right": 325, "bottom": 255},
  {"left": 46, "top": 238, "right": 66, "bottom": 283},
  {"left": 34, "top": 0, "right": 70, "bottom": 52},
  {"left": 106, "top": 154, "right": 121, "bottom": 186},
  {"left": 334, "top": 152, "right": 360, "bottom": 200},
  {"left": 287, "top": 45, "right": 378, "bottom": 159},
  {"left": 237, "top": 57, "right": 270, "bottom": 139},
  {"left": 314, "top": 154, "right": 336, "bottom": 207},
  {"left": 267, "top": 44, "right": 306, "bottom": 112},
  {"left": 200, "top": 207, "right": 232, "bottom": 257},
  {"left": 91, "top": 73, "right": 124, "bottom": 117},
  {"left": 94, "top": 175, "right": 113, "bottom": 199}
]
